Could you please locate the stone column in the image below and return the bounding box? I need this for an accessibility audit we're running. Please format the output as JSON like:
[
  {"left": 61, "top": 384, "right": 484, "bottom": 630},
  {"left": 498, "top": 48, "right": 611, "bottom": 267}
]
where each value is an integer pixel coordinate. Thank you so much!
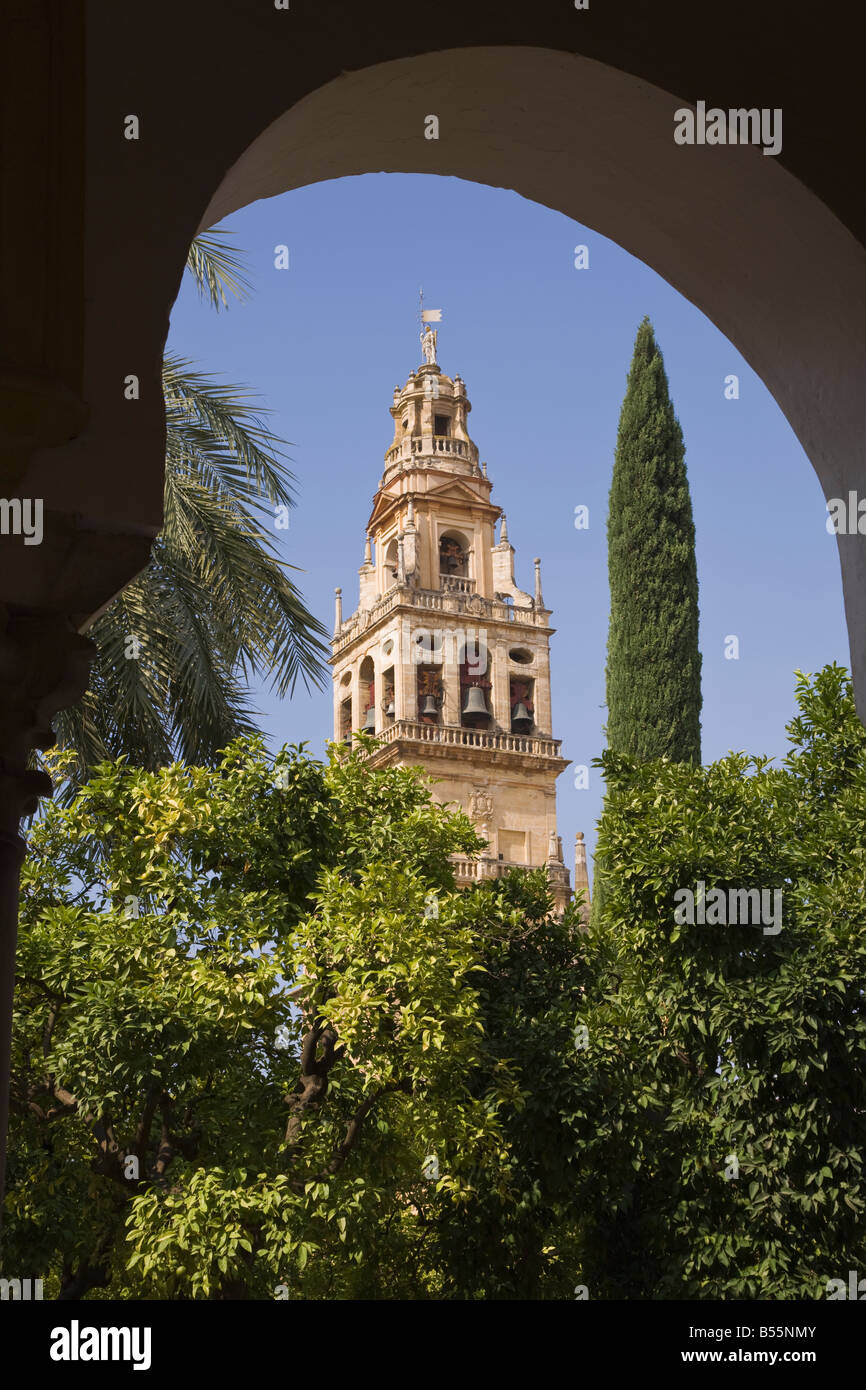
[
  {"left": 534, "top": 642, "right": 553, "bottom": 734},
  {"left": 333, "top": 674, "right": 345, "bottom": 743},
  {"left": 492, "top": 638, "right": 510, "bottom": 728},
  {"left": 396, "top": 616, "right": 417, "bottom": 724},
  {"left": 442, "top": 626, "right": 461, "bottom": 725},
  {"left": 0, "top": 610, "right": 93, "bottom": 1215}
]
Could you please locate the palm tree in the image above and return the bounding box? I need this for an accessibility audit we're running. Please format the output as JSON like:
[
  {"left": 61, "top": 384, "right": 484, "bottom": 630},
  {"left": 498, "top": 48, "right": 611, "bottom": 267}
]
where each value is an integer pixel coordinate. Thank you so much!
[{"left": 52, "top": 229, "right": 328, "bottom": 783}]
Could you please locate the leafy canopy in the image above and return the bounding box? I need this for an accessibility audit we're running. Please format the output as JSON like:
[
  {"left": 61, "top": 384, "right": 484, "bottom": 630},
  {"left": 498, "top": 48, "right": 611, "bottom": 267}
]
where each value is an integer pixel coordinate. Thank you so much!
[
  {"left": 6, "top": 739, "right": 585, "bottom": 1299},
  {"left": 575, "top": 664, "right": 866, "bottom": 1298}
]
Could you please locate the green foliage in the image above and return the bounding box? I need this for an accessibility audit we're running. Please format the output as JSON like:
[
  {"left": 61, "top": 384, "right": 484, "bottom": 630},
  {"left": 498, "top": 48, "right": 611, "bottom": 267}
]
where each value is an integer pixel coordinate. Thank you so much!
[
  {"left": 4, "top": 740, "right": 584, "bottom": 1299},
  {"left": 13, "top": 668, "right": 859, "bottom": 1300},
  {"left": 604, "top": 316, "right": 702, "bottom": 765},
  {"left": 576, "top": 665, "right": 866, "bottom": 1298},
  {"left": 425, "top": 872, "right": 588, "bottom": 1298}
]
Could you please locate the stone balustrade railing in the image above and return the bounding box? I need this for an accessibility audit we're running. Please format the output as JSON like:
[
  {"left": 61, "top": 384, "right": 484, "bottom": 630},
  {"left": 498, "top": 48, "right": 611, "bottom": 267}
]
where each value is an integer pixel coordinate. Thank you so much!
[
  {"left": 374, "top": 719, "right": 562, "bottom": 759},
  {"left": 450, "top": 855, "right": 563, "bottom": 882},
  {"left": 439, "top": 574, "right": 472, "bottom": 594},
  {"left": 385, "top": 436, "right": 475, "bottom": 467},
  {"left": 333, "top": 584, "right": 543, "bottom": 655}
]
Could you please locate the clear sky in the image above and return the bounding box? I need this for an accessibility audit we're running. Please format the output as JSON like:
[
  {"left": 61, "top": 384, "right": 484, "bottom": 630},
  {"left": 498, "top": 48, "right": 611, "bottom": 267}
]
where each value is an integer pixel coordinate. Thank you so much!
[{"left": 167, "top": 172, "right": 850, "bottom": 888}]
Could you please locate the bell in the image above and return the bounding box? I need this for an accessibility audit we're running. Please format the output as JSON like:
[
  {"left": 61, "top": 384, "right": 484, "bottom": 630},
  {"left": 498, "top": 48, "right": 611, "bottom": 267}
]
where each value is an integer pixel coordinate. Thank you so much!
[
  {"left": 361, "top": 706, "right": 376, "bottom": 732},
  {"left": 462, "top": 686, "right": 488, "bottom": 717},
  {"left": 511, "top": 701, "right": 533, "bottom": 731},
  {"left": 420, "top": 694, "right": 439, "bottom": 717},
  {"left": 383, "top": 700, "right": 396, "bottom": 717}
]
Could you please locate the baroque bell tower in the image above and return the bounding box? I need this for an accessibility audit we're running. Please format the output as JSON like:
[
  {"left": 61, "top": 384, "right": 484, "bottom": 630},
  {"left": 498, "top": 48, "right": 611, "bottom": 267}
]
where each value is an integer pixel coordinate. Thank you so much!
[{"left": 330, "top": 322, "right": 589, "bottom": 917}]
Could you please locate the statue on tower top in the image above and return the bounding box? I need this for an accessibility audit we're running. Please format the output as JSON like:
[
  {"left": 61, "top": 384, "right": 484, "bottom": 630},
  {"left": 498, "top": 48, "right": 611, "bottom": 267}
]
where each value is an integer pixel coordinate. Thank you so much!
[
  {"left": 420, "top": 321, "right": 438, "bottom": 365},
  {"left": 419, "top": 293, "right": 441, "bottom": 364}
]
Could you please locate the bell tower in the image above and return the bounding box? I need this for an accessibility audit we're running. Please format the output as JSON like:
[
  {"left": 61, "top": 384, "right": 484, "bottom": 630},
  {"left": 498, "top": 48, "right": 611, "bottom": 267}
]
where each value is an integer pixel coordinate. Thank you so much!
[{"left": 330, "top": 324, "right": 588, "bottom": 918}]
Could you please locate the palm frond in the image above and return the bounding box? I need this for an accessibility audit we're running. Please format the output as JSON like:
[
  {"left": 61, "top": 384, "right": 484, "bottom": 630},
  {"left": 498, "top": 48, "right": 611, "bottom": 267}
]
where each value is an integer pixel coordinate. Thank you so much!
[
  {"left": 160, "top": 469, "right": 329, "bottom": 696},
  {"left": 163, "top": 355, "right": 296, "bottom": 511},
  {"left": 161, "top": 562, "right": 260, "bottom": 765},
  {"left": 52, "top": 238, "right": 329, "bottom": 794},
  {"left": 185, "top": 228, "right": 252, "bottom": 311}
]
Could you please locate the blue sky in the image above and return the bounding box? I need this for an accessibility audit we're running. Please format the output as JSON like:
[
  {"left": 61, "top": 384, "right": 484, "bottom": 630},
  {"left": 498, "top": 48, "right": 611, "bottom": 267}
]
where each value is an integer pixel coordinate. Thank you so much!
[{"left": 168, "top": 172, "right": 849, "bottom": 888}]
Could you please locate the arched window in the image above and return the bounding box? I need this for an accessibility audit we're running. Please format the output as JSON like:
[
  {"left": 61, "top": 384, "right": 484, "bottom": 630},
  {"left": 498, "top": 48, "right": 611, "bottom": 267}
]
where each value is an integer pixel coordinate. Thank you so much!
[
  {"left": 384, "top": 537, "right": 399, "bottom": 587},
  {"left": 439, "top": 532, "right": 467, "bottom": 578},
  {"left": 359, "top": 655, "right": 376, "bottom": 732}
]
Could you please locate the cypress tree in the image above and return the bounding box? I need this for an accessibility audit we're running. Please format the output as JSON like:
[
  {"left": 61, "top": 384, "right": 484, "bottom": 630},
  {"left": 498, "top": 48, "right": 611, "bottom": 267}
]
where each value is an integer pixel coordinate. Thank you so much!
[
  {"left": 605, "top": 316, "right": 702, "bottom": 763},
  {"left": 592, "top": 318, "right": 702, "bottom": 923}
]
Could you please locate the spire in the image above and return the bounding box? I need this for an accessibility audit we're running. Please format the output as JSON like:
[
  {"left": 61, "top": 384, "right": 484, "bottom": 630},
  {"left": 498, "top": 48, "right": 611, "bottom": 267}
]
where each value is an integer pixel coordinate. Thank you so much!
[
  {"left": 534, "top": 557, "right": 545, "bottom": 609},
  {"left": 574, "top": 832, "right": 591, "bottom": 921},
  {"left": 333, "top": 587, "right": 343, "bottom": 638}
]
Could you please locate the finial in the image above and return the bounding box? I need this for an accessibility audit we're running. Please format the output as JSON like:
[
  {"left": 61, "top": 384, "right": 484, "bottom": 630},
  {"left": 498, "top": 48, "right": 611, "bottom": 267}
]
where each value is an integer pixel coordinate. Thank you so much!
[
  {"left": 333, "top": 586, "right": 343, "bottom": 639},
  {"left": 500, "top": 513, "right": 509, "bottom": 544},
  {"left": 534, "top": 557, "right": 545, "bottom": 609},
  {"left": 396, "top": 533, "right": 406, "bottom": 583},
  {"left": 481, "top": 461, "right": 488, "bottom": 478},
  {"left": 364, "top": 534, "right": 372, "bottom": 565},
  {"left": 407, "top": 497, "right": 415, "bottom": 526}
]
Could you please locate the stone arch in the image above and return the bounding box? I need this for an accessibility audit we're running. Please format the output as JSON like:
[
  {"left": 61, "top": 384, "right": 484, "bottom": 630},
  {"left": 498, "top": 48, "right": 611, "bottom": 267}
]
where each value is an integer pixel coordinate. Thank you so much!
[{"left": 198, "top": 46, "right": 866, "bottom": 722}]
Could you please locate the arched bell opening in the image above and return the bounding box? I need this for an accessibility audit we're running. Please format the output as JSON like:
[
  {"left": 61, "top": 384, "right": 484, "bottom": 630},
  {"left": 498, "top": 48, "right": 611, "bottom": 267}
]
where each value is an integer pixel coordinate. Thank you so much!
[
  {"left": 510, "top": 675, "right": 535, "bottom": 734},
  {"left": 460, "top": 645, "right": 491, "bottom": 730},
  {"left": 381, "top": 664, "right": 395, "bottom": 723},
  {"left": 339, "top": 695, "right": 353, "bottom": 746},
  {"left": 417, "top": 665, "right": 442, "bottom": 723},
  {"left": 384, "top": 537, "right": 399, "bottom": 588},
  {"left": 359, "top": 655, "right": 376, "bottom": 733},
  {"left": 439, "top": 531, "right": 468, "bottom": 580}
]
